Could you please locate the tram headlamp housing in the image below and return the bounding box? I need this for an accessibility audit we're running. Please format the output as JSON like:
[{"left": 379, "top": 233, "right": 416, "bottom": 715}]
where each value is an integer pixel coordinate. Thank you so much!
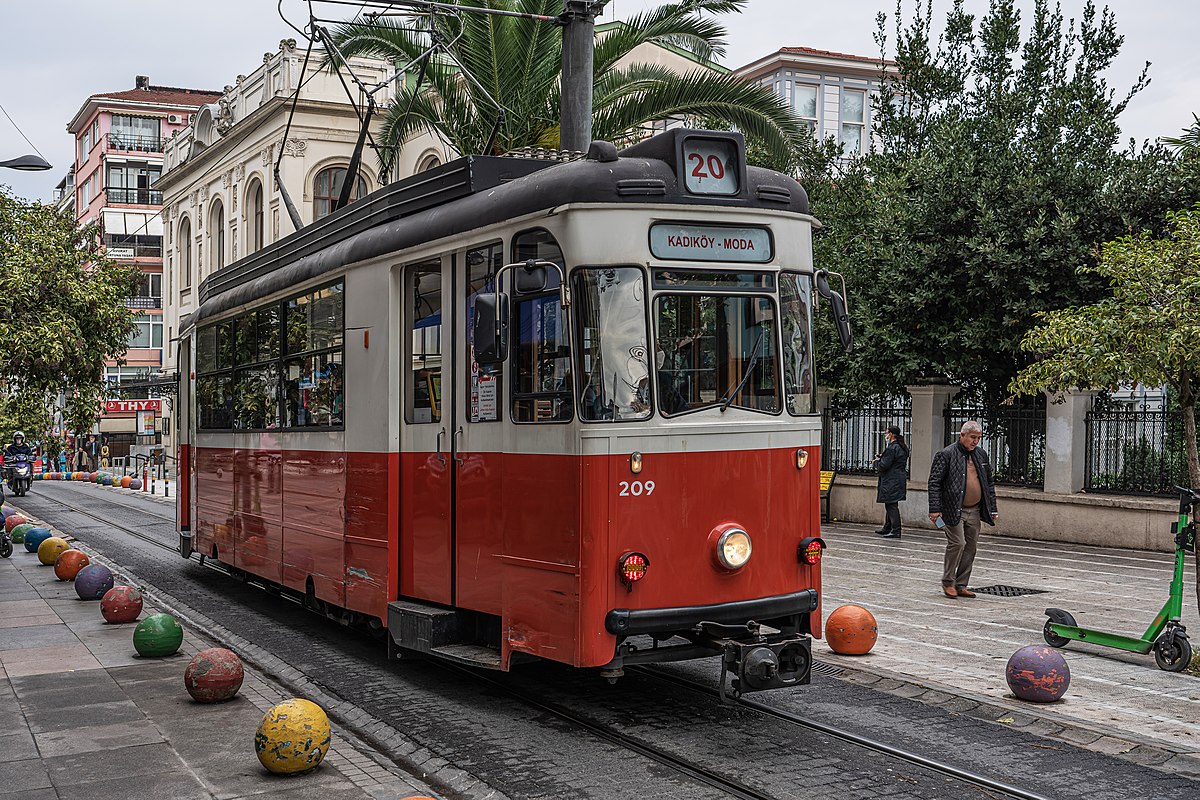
[
  {"left": 630, "top": 451, "right": 643, "bottom": 474},
  {"left": 715, "top": 528, "right": 752, "bottom": 570},
  {"left": 796, "top": 448, "right": 809, "bottom": 469}
]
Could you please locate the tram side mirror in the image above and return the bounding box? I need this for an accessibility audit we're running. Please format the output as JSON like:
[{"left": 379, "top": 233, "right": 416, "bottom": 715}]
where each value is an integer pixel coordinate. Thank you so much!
[
  {"left": 473, "top": 293, "right": 509, "bottom": 364},
  {"left": 516, "top": 261, "right": 548, "bottom": 294},
  {"left": 815, "top": 270, "right": 853, "bottom": 352}
]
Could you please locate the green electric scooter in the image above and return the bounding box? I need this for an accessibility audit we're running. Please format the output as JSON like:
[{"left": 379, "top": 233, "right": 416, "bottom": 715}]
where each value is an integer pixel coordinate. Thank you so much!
[{"left": 1042, "top": 485, "right": 1196, "bottom": 672}]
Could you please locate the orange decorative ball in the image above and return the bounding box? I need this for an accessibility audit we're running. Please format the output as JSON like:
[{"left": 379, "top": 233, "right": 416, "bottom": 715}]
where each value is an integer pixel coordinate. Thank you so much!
[
  {"left": 120, "top": 476, "right": 133, "bottom": 489},
  {"left": 825, "top": 604, "right": 879, "bottom": 655},
  {"left": 54, "top": 549, "right": 91, "bottom": 581}
]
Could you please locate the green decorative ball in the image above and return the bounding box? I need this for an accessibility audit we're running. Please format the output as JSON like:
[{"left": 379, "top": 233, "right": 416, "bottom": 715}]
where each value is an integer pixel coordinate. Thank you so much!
[
  {"left": 10, "top": 523, "right": 34, "bottom": 544},
  {"left": 132, "top": 613, "right": 183, "bottom": 657}
]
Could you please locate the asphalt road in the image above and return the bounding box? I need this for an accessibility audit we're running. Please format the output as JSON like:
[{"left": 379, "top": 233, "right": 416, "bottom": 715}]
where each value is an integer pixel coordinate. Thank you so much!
[{"left": 14, "top": 482, "right": 1200, "bottom": 800}]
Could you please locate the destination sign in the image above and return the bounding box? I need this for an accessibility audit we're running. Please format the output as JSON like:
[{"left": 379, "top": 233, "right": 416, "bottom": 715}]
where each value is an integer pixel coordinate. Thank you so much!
[{"left": 649, "top": 224, "right": 772, "bottom": 263}]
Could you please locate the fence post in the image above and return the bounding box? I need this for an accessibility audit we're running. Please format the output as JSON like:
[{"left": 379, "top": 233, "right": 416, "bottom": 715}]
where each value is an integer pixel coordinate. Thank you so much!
[
  {"left": 1042, "top": 389, "right": 1097, "bottom": 495},
  {"left": 906, "top": 383, "right": 961, "bottom": 488}
]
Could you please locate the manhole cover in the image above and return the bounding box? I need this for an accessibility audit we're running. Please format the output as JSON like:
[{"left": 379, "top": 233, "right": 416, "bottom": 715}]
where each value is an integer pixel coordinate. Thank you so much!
[
  {"left": 971, "top": 585, "right": 1048, "bottom": 597},
  {"left": 811, "top": 661, "right": 843, "bottom": 677}
]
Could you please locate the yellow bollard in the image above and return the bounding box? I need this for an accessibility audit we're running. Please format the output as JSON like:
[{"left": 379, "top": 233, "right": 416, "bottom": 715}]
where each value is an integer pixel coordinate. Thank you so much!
[{"left": 254, "top": 699, "right": 331, "bottom": 774}]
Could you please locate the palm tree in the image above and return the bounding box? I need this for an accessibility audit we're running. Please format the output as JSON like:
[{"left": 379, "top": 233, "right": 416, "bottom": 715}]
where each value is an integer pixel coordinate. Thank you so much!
[
  {"left": 327, "top": 0, "right": 806, "bottom": 176},
  {"left": 1161, "top": 113, "right": 1200, "bottom": 154}
]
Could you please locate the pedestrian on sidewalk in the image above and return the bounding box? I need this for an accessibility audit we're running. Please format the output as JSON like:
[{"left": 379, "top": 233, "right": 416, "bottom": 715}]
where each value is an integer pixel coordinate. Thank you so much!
[
  {"left": 929, "top": 420, "right": 998, "bottom": 599},
  {"left": 873, "top": 425, "right": 909, "bottom": 539},
  {"left": 85, "top": 434, "right": 101, "bottom": 472}
]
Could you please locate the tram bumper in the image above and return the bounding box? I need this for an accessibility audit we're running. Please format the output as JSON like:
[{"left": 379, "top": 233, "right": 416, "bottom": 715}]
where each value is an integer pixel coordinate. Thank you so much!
[{"left": 603, "top": 589, "right": 817, "bottom": 699}]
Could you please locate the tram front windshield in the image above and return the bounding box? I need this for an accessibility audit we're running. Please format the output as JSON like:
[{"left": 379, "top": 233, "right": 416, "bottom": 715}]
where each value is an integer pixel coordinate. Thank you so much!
[{"left": 575, "top": 268, "right": 811, "bottom": 420}]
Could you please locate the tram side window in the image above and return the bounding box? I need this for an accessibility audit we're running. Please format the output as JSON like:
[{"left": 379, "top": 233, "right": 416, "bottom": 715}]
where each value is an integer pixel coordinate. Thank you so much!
[
  {"left": 780, "top": 272, "right": 815, "bottom": 415},
  {"left": 405, "top": 261, "right": 443, "bottom": 424},
  {"left": 466, "top": 244, "right": 503, "bottom": 423},
  {"left": 234, "top": 307, "right": 283, "bottom": 430},
  {"left": 284, "top": 284, "right": 344, "bottom": 428},
  {"left": 574, "top": 267, "right": 651, "bottom": 421},
  {"left": 511, "top": 230, "right": 572, "bottom": 423}
]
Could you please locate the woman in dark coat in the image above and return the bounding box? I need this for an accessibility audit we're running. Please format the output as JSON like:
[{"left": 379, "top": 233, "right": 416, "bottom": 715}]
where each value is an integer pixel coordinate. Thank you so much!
[{"left": 874, "top": 425, "right": 909, "bottom": 539}]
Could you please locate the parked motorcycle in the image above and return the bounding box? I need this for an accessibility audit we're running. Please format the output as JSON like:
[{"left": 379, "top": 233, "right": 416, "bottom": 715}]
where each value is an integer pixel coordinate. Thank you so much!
[
  {"left": 4, "top": 453, "right": 32, "bottom": 497},
  {"left": 0, "top": 528, "right": 10, "bottom": 558}
]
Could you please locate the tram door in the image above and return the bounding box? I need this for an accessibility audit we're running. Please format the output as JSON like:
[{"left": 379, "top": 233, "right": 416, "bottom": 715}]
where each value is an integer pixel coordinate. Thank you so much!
[{"left": 401, "top": 257, "right": 455, "bottom": 604}]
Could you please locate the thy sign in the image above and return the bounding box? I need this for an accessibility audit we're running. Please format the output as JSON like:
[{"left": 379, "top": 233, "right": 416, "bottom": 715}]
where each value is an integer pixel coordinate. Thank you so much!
[{"left": 105, "top": 399, "right": 161, "bottom": 413}]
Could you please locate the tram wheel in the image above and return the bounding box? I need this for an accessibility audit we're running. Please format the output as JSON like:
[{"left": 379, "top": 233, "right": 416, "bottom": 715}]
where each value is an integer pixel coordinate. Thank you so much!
[
  {"left": 1042, "top": 620, "right": 1070, "bottom": 649},
  {"left": 1154, "top": 632, "right": 1192, "bottom": 672}
]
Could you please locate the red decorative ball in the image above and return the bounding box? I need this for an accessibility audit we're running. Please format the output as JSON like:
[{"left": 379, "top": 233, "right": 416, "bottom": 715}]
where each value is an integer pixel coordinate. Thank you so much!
[
  {"left": 184, "top": 648, "right": 244, "bottom": 703},
  {"left": 100, "top": 585, "right": 144, "bottom": 623},
  {"left": 4, "top": 514, "right": 27, "bottom": 534},
  {"left": 1006, "top": 645, "right": 1070, "bottom": 703},
  {"left": 54, "top": 549, "right": 91, "bottom": 581},
  {"left": 825, "top": 604, "right": 879, "bottom": 655}
]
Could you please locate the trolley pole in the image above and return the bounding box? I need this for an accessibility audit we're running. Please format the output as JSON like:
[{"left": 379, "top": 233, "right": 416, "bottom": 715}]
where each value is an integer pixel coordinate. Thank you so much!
[{"left": 559, "top": 1, "right": 608, "bottom": 153}]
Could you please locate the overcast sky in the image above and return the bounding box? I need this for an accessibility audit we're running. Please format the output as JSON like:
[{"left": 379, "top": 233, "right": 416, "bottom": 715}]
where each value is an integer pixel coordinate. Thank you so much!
[{"left": 2, "top": 1, "right": 1195, "bottom": 203}]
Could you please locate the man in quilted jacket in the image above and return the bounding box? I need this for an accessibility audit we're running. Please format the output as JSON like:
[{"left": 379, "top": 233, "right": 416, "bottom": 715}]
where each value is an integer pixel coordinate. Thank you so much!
[{"left": 929, "top": 420, "right": 999, "bottom": 598}]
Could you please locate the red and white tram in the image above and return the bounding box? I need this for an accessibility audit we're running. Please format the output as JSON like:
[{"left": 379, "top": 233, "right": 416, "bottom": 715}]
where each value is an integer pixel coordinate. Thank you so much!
[{"left": 177, "top": 129, "right": 847, "bottom": 695}]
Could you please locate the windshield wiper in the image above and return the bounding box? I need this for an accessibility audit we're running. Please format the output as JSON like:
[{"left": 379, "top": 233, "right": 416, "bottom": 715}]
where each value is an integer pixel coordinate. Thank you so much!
[{"left": 720, "top": 326, "right": 767, "bottom": 412}]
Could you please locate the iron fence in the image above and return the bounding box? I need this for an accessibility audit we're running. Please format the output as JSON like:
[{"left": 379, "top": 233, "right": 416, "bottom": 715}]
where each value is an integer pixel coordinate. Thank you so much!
[
  {"left": 821, "top": 398, "right": 912, "bottom": 475},
  {"left": 1084, "top": 407, "right": 1192, "bottom": 495},
  {"left": 944, "top": 401, "right": 1046, "bottom": 487}
]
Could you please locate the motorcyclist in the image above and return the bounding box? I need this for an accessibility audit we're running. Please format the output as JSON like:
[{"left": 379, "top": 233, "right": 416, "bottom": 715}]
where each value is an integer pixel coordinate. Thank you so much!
[{"left": 4, "top": 432, "right": 33, "bottom": 486}]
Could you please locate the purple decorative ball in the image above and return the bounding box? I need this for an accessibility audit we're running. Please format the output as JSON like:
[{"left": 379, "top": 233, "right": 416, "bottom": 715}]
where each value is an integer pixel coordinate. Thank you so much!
[
  {"left": 75, "top": 564, "right": 115, "bottom": 600},
  {"left": 129, "top": 479, "right": 142, "bottom": 490},
  {"left": 1006, "top": 645, "right": 1070, "bottom": 703}
]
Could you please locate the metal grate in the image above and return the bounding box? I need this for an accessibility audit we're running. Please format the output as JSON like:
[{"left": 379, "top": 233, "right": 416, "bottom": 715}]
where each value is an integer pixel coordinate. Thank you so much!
[
  {"left": 970, "top": 585, "right": 1048, "bottom": 597},
  {"left": 811, "top": 661, "right": 844, "bottom": 677}
]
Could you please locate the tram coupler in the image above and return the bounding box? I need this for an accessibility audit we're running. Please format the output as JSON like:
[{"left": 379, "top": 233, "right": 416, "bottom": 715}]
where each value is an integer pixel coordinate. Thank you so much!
[{"left": 718, "top": 627, "right": 812, "bottom": 703}]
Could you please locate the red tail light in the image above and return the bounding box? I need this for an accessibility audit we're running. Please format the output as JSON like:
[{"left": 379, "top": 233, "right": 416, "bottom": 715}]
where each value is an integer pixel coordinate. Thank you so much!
[
  {"left": 798, "top": 537, "right": 825, "bottom": 565},
  {"left": 618, "top": 552, "right": 649, "bottom": 589}
]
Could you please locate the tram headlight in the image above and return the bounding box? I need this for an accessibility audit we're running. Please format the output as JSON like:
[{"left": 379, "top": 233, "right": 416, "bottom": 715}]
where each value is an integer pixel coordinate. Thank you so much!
[
  {"left": 796, "top": 448, "right": 809, "bottom": 469},
  {"left": 618, "top": 552, "right": 650, "bottom": 590},
  {"left": 715, "top": 528, "right": 752, "bottom": 570}
]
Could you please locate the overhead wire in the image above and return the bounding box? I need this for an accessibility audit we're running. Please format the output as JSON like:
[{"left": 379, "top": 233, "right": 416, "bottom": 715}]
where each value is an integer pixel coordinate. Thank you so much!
[{"left": 0, "top": 102, "right": 49, "bottom": 160}]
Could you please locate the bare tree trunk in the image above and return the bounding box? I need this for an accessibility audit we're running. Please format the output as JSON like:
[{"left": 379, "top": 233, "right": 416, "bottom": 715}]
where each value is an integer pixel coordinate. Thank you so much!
[{"left": 1179, "top": 371, "right": 1200, "bottom": 623}]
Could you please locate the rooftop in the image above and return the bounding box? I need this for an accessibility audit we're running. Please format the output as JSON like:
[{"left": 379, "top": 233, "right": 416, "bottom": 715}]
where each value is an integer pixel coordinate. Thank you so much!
[{"left": 87, "top": 85, "right": 224, "bottom": 106}]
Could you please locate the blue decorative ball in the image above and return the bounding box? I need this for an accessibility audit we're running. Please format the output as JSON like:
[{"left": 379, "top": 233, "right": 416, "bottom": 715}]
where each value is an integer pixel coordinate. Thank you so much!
[
  {"left": 1006, "top": 645, "right": 1070, "bottom": 703},
  {"left": 24, "top": 527, "right": 53, "bottom": 553}
]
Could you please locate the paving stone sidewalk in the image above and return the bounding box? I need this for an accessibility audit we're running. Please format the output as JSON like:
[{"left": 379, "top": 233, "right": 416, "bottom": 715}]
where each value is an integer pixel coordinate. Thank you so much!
[
  {"left": 817, "top": 520, "right": 1200, "bottom": 773},
  {"left": 0, "top": 539, "right": 435, "bottom": 800}
]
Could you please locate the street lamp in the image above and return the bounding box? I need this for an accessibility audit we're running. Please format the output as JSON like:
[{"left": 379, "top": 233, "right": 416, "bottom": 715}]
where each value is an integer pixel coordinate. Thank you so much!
[{"left": 0, "top": 154, "right": 52, "bottom": 171}]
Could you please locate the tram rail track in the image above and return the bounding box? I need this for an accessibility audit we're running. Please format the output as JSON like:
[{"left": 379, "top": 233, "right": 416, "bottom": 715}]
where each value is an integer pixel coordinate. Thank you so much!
[{"left": 22, "top": 488, "right": 1054, "bottom": 800}]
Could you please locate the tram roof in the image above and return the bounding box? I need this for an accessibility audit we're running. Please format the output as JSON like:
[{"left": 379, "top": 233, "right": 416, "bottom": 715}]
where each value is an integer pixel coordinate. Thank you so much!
[{"left": 186, "top": 129, "right": 811, "bottom": 331}]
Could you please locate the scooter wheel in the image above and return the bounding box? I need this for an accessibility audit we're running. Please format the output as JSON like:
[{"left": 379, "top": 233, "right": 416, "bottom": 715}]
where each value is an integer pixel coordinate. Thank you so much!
[
  {"left": 0, "top": 539, "right": 11, "bottom": 558},
  {"left": 1154, "top": 632, "right": 1192, "bottom": 672},
  {"left": 1043, "top": 619, "right": 1070, "bottom": 648}
]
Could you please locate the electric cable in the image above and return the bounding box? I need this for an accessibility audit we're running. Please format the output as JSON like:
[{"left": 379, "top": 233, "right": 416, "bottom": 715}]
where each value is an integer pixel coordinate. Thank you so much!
[{"left": 0, "top": 102, "right": 49, "bottom": 159}]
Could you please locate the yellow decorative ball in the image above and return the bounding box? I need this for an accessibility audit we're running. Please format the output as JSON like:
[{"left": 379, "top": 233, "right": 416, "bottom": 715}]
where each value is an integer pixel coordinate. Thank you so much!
[
  {"left": 254, "top": 699, "right": 331, "bottom": 774},
  {"left": 38, "top": 537, "right": 71, "bottom": 566}
]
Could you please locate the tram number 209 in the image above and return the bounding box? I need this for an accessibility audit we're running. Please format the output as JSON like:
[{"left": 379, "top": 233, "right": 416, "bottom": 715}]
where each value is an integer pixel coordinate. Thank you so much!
[{"left": 618, "top": 480, "right": 656, "bottom": 497}]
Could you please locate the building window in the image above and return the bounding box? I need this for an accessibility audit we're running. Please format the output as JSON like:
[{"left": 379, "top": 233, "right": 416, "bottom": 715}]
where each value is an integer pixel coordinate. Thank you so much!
[
  {"left": 179, "top": 218, "right": 192, "bottom": 289},
  {"left": 841, "top": 89, "right": 866, "bottom": 155},
  {"left": 312, "top": 167, "right": 367, "bottom": 220},
  {"left": 247, "top": 179, "right": 264, "bottom": 252},
  {"left": 106, "top": 163, "right": 162, "bottom": 204},
  {"left": 110, "top": 114, "right": 162, "bottom": 151},
  {"left": 793, "top": 83, "right": 819, "bottom": 135},
  {"left": 128, "top": 314, "right": 164, "bottom": 349},
  {"left": 210, "top": 199, "right": 225, "bottom": 272},
  {"left": 417, "top": 154, "right": 442, "bottom": 173}
]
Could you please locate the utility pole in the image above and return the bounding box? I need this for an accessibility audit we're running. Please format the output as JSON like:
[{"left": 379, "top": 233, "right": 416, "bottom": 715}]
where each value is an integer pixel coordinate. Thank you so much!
[{"left": 560, "top": 1, "right": 608, "bottom": 153}]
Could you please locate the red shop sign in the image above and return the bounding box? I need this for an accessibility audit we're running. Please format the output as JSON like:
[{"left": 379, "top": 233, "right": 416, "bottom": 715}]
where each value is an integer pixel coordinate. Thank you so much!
[{"left": 104, "top": 399, "right": 161, "bottom": 413}]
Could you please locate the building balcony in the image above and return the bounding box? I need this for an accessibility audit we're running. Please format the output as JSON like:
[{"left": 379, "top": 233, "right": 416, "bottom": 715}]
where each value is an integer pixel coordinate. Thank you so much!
[
  {"left": 106, "top": 132, "right": 165, "bottom": 153},
  {"left": 105, "top": 240, "right": 162, "bottom": 259},
  {"left": 106, "top": 187, "right": 163, "bottom": 205},
  {"left": 125, "top": 296, "right": 163, "bottom": 310}
]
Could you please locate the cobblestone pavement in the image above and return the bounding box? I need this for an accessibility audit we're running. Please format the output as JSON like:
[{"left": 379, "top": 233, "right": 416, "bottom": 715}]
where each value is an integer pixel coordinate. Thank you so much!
[{"left": 12, "top": 482, "right": 1200, "bottom": 800}]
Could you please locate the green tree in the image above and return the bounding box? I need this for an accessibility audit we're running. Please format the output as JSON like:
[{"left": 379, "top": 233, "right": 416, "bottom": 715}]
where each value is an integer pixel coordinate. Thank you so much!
[
  {"left": 1011, "top": 208, "right": 1200, "bottom": 612},
  {"left": 809, "top": 0, "right": 1199, "bottom": 408},
  {"left": 0, "top": 190, "right": 140, "bottom": 438},
  {"left": 327, "top": 0, "right": 806, "bottom": 170}
]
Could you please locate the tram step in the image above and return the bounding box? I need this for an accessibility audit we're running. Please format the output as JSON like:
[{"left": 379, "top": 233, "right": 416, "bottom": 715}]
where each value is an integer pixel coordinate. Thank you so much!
[
  {"left": 429, "top": 643, "right": 503, "bottom": 670},
  {"left": 388, "top": 600, "right": 468, "bottom": 651}
]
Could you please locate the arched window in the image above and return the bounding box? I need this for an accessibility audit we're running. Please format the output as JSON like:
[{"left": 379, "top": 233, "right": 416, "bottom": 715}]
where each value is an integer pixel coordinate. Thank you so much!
[
  {"left": 247, "top": 180, "right": 264, "bottom": 253},
  {"left": 210, "top": 199, "right": 225, "bottom": 272},
  {"left": 417, "top": 153, "right": 442, "bottom": 173},
  {"left": 179, "top": 218, "right": 192, "bottom": 289},
  {"left": 313, "top": 167, "right": 367, "bottom": 220}
]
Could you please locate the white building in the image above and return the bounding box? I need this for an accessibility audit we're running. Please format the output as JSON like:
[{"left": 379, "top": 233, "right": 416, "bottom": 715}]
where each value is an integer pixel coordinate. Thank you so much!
[{"left": 157, "top": 39, "right": 452, "bottom": 449}]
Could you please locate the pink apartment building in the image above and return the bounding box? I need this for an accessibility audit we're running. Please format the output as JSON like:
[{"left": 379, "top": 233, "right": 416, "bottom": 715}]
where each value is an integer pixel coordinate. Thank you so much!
[{"left": 65, "top": 76, "right": 221, "bottom": 457}]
